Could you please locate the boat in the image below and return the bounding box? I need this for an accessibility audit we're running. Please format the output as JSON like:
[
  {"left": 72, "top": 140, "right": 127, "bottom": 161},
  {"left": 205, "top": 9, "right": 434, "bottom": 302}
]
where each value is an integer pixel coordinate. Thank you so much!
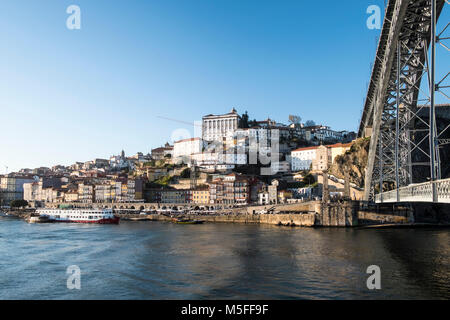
[
  {"left": 172, "top": 217, "right": 204, "bottom": 225},
  {"left": 27, "top": 215, "right": 52, "bottom": 224},
  {"left": 36, "top": 208, "right": 119, "bottom": 224}
]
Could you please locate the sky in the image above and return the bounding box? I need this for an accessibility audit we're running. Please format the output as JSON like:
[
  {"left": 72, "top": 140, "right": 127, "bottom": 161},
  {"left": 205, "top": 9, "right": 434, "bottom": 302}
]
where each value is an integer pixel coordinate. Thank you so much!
[{"left": 0, "top": 0, "right": 448, "bottom": 173}]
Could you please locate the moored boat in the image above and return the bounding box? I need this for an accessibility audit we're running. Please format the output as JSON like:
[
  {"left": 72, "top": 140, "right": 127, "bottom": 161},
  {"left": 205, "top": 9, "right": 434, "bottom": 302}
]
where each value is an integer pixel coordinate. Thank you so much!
[
  {"left": 36, "top": 208, "right": 119, "bottom": 224},
  {"left": 27, "top": 215, "right": 52, "bottom": 224},
  {"left": 172, "top": 218, "right": 204, "bottom": 225}
]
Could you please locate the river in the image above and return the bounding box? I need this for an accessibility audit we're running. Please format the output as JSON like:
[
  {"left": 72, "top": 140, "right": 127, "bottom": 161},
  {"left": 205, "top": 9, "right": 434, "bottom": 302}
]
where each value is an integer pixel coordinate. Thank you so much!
[{"left": 0, "top": 214, "right": 449, "bottom": 299}]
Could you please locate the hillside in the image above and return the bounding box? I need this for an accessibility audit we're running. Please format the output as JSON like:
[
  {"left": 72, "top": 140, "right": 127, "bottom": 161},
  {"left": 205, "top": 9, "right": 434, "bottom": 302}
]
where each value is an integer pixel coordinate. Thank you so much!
[{"left": 329, "top": 137, "right": 370, "bottom": 188}]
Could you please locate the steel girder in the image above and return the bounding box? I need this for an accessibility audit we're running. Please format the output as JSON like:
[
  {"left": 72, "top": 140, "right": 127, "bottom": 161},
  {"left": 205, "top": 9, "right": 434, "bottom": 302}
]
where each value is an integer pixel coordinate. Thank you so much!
[{"left": 361, "top": 0, "right": 447, "bottom": 201}]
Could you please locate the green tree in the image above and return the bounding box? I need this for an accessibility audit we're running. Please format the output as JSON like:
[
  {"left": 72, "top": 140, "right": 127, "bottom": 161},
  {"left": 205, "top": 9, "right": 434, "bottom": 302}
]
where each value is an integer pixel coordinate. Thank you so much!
[
  {"left": 180, "top": 168, "right": 191, "bottom": 179},
  {"left": 303, "top": 173, "right": 316, "bottom": 186},
  {"left": 239, "top": 111, "right": 250, "bottom": 128},
  {"left": 11, "top": 200, "right": 28, "bottom": 208}
]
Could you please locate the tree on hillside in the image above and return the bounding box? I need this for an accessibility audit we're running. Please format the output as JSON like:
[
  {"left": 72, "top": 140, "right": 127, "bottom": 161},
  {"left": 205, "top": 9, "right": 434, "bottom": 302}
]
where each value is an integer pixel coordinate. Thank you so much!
[
  {"left": 180, "top": 168, "right": 191, "bottom": 179},
  {"left": 305, "top": 120, "right": 316, "bottom": 127},
  {"left": 239, "top": 111, "right": 250, "bottom": 128},
  {"left": 289, "top": 115, "right": 302, "bottom": 126},
  {"left": 302, "top": 173, "right": 316, "bottom": 186},
  {"left": 11, "top": 200, "right": 28, "bottom": 208}
]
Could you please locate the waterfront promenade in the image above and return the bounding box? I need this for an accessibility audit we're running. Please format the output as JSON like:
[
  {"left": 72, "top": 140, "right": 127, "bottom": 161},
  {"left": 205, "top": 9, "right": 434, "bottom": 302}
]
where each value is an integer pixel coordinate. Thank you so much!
[{"left": 8, "top": 199, "right": 450, "bottom": 227}]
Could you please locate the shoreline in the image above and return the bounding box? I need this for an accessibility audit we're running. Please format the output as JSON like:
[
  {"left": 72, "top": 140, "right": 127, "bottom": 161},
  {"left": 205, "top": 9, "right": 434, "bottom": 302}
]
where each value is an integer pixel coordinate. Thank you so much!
[{"left": 3, "top": 208, "right": 450, "bottom": 229}]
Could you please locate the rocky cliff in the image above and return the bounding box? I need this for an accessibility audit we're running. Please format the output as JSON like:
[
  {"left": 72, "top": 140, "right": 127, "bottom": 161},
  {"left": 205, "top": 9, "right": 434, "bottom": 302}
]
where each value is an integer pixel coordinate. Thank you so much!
[{"left": 329, "top": 137, "right": 370, "bottom": 188}]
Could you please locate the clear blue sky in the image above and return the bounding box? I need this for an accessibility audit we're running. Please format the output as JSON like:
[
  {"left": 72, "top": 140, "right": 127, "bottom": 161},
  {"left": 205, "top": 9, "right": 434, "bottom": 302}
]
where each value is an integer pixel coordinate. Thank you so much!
[{"left": 0, "top": 1, "right": 448, "bottom": 172}]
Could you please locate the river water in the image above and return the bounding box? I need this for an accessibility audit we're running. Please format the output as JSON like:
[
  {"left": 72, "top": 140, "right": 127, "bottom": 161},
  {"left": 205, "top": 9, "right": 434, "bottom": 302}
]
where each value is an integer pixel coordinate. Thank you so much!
[{"left": 0, "top": 214, "right": 449, "bottom": 300}]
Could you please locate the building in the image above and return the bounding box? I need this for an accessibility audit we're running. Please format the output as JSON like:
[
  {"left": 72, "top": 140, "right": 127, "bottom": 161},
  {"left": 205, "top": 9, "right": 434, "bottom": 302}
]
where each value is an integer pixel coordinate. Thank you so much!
[
  {"left": 0, "top": 175, "right": 35, "bottom": 205},
  {"left": 151, "top": 143, "right": 174, "bottom": 160},
  {"left": 268, "top": 181, "right": 278, "bottom": 205},
  {"left": 94, "top": 158, "right": 110, "bottom": 168},
  {"left": 314, "top": 126, "right": 343, "bottom": 142},
  {"left": 40, "top": 187, "right": 64, "bottom": 203},
  {"left": 209, "top": 173, "right": 252, "bottom": 205},
  {"left": 271, "top": 161, "right": 291, "bottom": 174},
  {"left": 328, "top": 143, "right": 353, "bottom": 163},
  {"left": 173, "top": 138, "right": 203, "bottom": 164},
  {"left": 312, "top": 143, "right": 353, "bottom": 172},
  {"left": 202, "top": 108, "right": 240, "bottom": 142},
  {"left": 110, "top": 150, "right": 133, "bottom": 170},
  {"left": 64, "top": 190, "right": 79, "bottom": 202},
  {"left": 291, "top": 142, "right": 353, "bottom": 173},
  {"left": 312, "top": 145, "right": 332, "bottom": 171},
  {"left": 258, "top": 191, "right": 270, "bottom": 205},
  {"left": 95, "top": 183, "right": 113, "bottom": 203},
  {"left": 23, "top": 182, "right": 40, "bottom": 202},
  {"left": 192, "top": 187, "right": 210, "bottom": 204},
  {"left": 160, "top": 189, "right": 188, "bottom": 204},
  {"left": 277, "top": 190, "right": 293, "bottom": 204},
  {"left": 145, "top": 168, "right": 168, "bottom": 181},
  {"left": 93, "top": 178, "right": 143, "bottom": 203},
  {"left": 78, "top": 183, "right": 95, "bottom": 203},
  {"left": 290, "top": 146, "right": 319, "bottom": 171},
  {"left": 23, "top": 177, "right": 64, "bottom": 203}
]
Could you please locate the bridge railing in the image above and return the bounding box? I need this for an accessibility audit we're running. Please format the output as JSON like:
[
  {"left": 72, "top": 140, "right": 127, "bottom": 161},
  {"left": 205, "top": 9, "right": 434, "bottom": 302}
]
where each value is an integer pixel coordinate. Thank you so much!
[{"left": 375, "top": 178, "right": 450, "bottom": 203}]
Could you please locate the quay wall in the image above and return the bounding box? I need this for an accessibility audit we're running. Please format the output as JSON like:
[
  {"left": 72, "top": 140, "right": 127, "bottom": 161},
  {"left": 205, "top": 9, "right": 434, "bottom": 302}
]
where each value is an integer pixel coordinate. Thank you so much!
[
  {"left": 318, "top": 202, "right": 359, "bottom": 227},
  {"left": 122, "top": 213, "right": 317, "bottom": 227},
  {"left": 14, "top": 201, "right": 449, "bottom": 227}
]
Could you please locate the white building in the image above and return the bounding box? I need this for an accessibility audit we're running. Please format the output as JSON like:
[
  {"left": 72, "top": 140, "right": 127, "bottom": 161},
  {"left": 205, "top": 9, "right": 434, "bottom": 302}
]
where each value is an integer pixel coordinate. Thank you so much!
[
  {"left": 290, "top": 146, "right": 319, "bottom": 171},
  {"left": 315, "top": 126, "right": 343, "bottom": 142},
  {"left": 173, "top": 138, "right": 203, "bottom": 164},
  {"left": 0, "top": 175, "right": 36, "bottom": 204},
  {"left": 191, "top": 149, "right": 247, "bottom": 172},
  {"left": 270, "top": 161, "right": 291, "bottom": 174},
  {"left": 23, "top": 182, "right": 40, "bottom": 202},
  {"left": 110, "top": 150, "right": 133, "bottom": 169},
  {"left": 202, "top": 108, "right": 240, "bottom": 142}
]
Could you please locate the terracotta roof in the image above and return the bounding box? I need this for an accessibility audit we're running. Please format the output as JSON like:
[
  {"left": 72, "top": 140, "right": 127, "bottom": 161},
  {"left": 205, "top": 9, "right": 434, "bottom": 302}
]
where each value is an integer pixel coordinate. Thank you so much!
[
  {"left": 292, "top": 146, "right": 319, "bottom": 152},
  {"left": 326, "top": 142, "right": 353, "bottom": 149}
]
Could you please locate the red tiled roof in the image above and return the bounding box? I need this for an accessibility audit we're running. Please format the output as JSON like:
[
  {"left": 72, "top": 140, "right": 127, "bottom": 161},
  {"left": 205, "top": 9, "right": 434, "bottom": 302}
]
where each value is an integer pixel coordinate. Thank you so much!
[
  {"left": 292, "top": 146, "right": 319, "bottom": 152},
  {"left": 326, "top": 142, "right": 353, "bottom": 149}
]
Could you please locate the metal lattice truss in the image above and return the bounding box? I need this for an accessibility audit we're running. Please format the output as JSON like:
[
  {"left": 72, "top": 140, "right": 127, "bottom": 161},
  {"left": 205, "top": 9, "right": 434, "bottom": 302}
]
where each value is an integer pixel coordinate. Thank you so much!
[{"left": 359, "top": 0, "right": 448, "bottom": 201}]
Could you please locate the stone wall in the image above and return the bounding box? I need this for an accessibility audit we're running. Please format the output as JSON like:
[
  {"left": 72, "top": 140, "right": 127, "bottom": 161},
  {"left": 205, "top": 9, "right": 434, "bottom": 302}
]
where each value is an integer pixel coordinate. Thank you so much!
[
  {"left": 121, "top": 213, "right": 317, "bottom": 227},
  {"left": 358, "top": 211, "right": 410, "bottom": 224},
  {"left": 316, "top": 202, "right": 359, "bottom": 227}
]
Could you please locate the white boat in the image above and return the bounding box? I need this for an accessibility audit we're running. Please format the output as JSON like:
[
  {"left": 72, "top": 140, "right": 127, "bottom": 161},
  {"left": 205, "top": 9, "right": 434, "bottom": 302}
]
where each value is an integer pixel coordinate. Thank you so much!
[{"left": 36, "top": 208, "right": 119, "bottom": 224}]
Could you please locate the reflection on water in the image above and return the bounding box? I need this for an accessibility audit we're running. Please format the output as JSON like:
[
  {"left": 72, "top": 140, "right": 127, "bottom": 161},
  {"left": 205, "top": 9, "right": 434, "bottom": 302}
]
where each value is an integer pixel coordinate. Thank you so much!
[{"left": 0, "top": 215, "right": 449, "bottom": 299}]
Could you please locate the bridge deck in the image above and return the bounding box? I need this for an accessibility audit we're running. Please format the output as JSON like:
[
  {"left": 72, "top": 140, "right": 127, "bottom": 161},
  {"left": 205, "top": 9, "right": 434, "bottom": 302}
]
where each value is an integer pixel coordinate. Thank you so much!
[{"left": 375, "top": 178, "right": 450, "bottom": 203}]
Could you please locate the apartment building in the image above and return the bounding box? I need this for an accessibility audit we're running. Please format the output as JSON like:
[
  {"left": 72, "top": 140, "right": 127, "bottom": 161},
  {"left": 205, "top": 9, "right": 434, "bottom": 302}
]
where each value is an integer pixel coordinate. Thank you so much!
[
  {"left": 192, "top": 187, "right": 210, "bottom": 204},
  {"left": 78, "top": 183, "right": 95, "bottom": 203},
  {"left": 209, "top": 173, "right": 252, "bottom": 205}
]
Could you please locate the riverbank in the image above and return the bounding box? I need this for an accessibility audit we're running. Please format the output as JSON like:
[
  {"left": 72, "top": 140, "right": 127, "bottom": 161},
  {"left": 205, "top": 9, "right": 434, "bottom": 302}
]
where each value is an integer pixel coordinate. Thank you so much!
[{"left": 4, "top": 201, "right": 450, "bottom": 228}]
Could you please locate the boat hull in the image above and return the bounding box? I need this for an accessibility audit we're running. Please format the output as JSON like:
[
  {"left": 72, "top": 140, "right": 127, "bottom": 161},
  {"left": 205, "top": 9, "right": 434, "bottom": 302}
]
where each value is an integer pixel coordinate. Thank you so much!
[
  {"left": 53, "top": 217, "right": 120, "bottom": 224},
  {"left": 174, "top": 220, "right": 204, "bottom": 225}
]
